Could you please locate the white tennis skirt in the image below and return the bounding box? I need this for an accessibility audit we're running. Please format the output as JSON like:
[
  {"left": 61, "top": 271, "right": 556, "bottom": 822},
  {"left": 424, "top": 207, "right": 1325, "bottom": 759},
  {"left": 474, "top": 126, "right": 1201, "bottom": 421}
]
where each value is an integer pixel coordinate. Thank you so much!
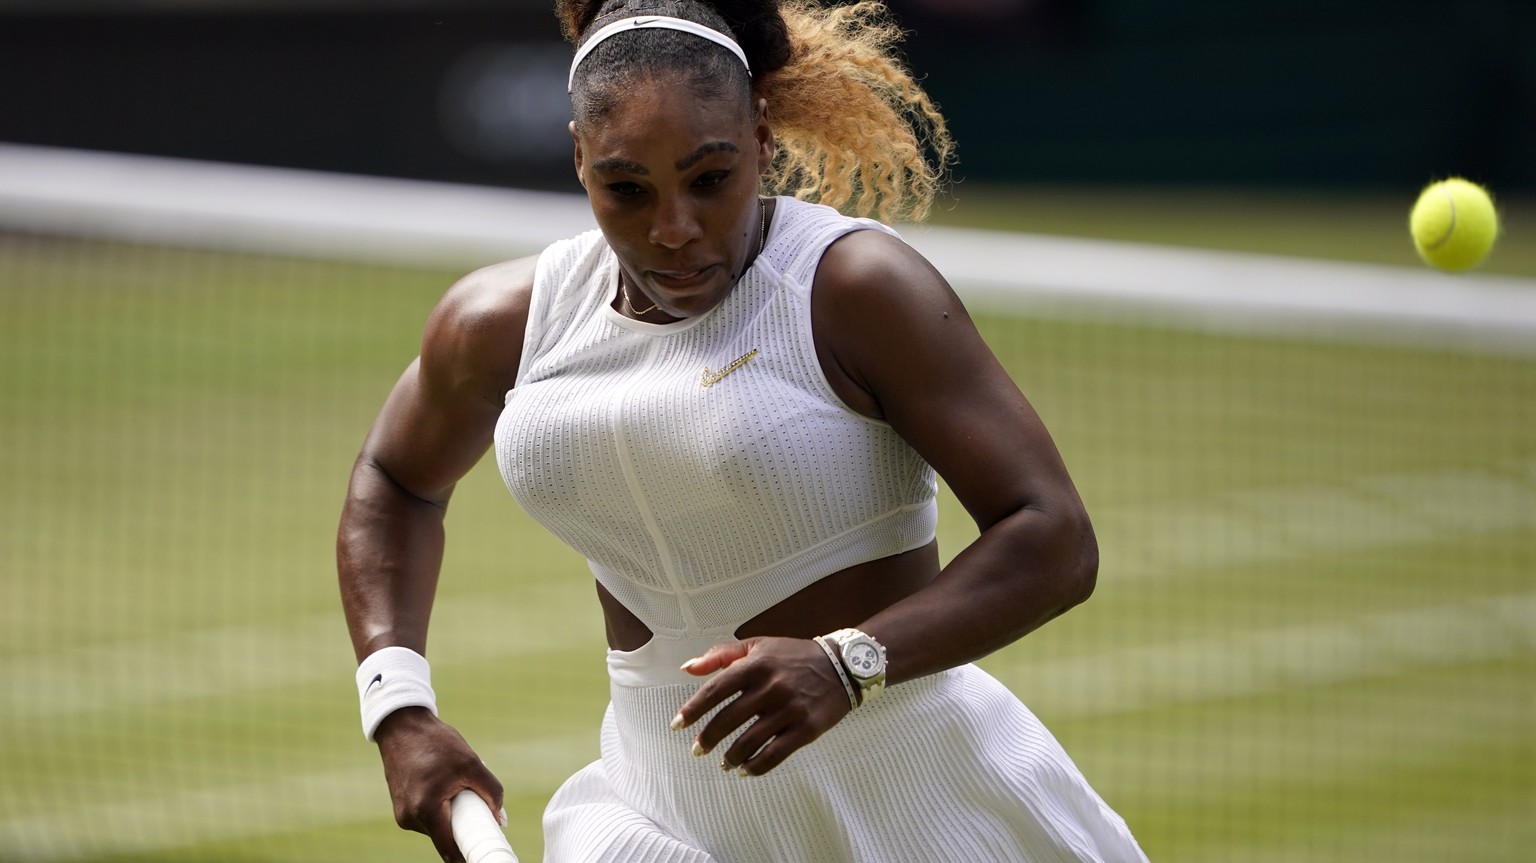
[{"left": 543, "top": 636, "right": 1149, "bottom": 863}]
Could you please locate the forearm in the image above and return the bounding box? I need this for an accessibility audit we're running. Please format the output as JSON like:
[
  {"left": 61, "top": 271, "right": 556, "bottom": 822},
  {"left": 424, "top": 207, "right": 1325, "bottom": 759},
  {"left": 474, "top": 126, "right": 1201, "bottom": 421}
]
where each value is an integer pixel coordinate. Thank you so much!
[
  {"left": 337, "top": 457, "right": 449, "bottom": 662},
  {"left": 859, "top": 503, "right": 1098, "bottom": 687}
]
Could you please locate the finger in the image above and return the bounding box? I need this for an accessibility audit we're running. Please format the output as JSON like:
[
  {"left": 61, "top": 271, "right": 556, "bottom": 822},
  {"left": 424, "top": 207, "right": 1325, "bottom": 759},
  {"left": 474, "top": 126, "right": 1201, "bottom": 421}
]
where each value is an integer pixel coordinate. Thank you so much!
[
  {"left": 422, "top": 796, "right": 463, "bottom": 863},
  {"left": 674, "top": 662, "right": 753, "bottom": 730},
  {"left": 680, "top": 640, "right": 752, "bottom": 676},
  {"left": 735, "top": 726, "right": 813, "bottom": 777},
  {"left": 463, "top": 786, "right": 506, "bottom": 828},
  {"left": 468, "top": 757, "right": 506, "bottom": 818},
  {"left": 719, "top": 714, "right": 789, "bottom": 772},
  {"left": 694, "top": 690, "right": 765, "bottom": 755}
]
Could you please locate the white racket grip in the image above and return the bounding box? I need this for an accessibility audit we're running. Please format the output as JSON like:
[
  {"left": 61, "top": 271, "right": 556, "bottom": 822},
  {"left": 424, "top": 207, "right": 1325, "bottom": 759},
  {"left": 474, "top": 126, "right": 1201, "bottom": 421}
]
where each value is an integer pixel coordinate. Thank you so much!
[{"left": 450, "top": 790, "right": 518, "bottom": 863}]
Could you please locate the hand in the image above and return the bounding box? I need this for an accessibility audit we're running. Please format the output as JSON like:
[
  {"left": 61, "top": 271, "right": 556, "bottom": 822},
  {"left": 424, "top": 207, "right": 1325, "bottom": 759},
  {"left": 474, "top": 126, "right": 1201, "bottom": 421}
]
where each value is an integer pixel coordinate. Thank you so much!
[
  {"left": 673, "top": 637, "right": 853, "bottom": 776},
  {"left": 375, "top": 707, "right": 505, "bottom": 862}
]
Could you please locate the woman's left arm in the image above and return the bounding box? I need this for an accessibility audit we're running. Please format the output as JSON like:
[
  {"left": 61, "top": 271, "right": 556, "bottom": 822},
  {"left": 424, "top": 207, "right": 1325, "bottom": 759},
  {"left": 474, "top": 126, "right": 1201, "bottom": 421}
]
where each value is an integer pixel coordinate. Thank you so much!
[
  {"left": 812, "top": 229, "right": 1099, "bottom": 686},
  {"left": 675, "top": 230, "right": 1097, "bottom": 772}
]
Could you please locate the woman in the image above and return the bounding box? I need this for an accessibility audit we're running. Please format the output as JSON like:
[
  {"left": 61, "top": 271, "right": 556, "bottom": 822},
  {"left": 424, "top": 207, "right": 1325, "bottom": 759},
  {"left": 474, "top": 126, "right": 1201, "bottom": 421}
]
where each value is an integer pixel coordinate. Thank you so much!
[{"left": 338, "top": 1, "right": 1149, "bottom": 860}]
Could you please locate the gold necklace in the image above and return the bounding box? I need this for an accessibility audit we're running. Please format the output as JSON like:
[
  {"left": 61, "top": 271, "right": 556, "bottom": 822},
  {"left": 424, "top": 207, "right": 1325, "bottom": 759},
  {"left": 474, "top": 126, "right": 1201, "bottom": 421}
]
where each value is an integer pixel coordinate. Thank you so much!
[
  {"left": 754, "top": 196, "right": 768, "bottom": 262},
  {"left": 620, "top": 276, "right": 659, "bottom": 316}
]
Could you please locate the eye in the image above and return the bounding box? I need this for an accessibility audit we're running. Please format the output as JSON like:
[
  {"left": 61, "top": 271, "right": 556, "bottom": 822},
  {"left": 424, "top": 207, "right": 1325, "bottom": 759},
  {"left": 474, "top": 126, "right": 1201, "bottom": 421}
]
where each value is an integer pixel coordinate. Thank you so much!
[
  {"left": 693, "top": 171, "right": 729, "bottom": 189},
  {"left": 606, "top": 182, "right": 645, "bottom": 198}
]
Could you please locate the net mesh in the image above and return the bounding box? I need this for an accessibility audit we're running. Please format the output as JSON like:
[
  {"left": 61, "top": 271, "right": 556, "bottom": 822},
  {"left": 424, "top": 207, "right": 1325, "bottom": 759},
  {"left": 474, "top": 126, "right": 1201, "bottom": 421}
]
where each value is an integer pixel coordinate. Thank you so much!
[{"left": 0, "top": 153, "right": 1532, "bottom": 862}]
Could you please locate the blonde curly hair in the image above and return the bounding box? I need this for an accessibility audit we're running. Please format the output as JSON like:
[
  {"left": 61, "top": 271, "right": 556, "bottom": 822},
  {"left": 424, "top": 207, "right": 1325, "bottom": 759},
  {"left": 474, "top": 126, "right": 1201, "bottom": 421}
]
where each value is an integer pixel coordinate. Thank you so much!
[
  {"left": 759, "top": 1, "right": 952, "bottom": 223},
  {"left": 558, "top": 0, "right": 953, "bottom": 223}
]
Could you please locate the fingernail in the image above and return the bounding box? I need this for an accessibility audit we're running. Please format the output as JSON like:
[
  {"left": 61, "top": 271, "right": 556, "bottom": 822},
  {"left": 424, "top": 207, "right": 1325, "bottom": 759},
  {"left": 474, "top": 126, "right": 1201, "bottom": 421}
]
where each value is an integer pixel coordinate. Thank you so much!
[
  {"left": 737, "top": 766, "right": 752, "bottom": 777},
  {"left": 670, "top": 712, "right": 686, "bottom": 730},
  {"left": 679, "top": 657, "right": 700, "bottom": 671},
  {"left": 692, "top": 740, "right": 707, "bottom": 757}
]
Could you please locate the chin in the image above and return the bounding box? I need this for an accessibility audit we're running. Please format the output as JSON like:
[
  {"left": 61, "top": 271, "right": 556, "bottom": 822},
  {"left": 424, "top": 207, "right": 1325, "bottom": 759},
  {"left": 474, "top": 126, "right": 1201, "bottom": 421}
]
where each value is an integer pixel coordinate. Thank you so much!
[{"left": 645, "top": 274, "right": 731, "bottom": 316}]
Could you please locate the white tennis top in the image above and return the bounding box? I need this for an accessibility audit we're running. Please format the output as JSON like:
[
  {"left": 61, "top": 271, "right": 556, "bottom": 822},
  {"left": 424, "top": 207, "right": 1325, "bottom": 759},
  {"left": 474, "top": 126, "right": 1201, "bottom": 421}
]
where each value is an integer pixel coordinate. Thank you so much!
[{"left": 494, "top": 197, "right": 938, "bottom": 638}]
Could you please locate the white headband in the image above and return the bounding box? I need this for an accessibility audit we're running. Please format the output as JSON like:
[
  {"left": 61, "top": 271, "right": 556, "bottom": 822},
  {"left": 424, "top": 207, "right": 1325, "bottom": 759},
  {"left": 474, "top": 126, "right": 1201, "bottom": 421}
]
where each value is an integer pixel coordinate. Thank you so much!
[{"left": 568, "top": 15, "right": 751, "bottom": 92}]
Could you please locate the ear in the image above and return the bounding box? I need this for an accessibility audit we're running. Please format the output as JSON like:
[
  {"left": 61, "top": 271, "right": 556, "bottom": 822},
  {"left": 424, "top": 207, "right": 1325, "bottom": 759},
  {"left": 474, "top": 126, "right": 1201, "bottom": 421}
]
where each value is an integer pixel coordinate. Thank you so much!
[
  {"left": 752, "top": 98, "right": 776, "bottom": 175},
  {"left": 570, "top": 121, "right": 586, "bottom": 189}
]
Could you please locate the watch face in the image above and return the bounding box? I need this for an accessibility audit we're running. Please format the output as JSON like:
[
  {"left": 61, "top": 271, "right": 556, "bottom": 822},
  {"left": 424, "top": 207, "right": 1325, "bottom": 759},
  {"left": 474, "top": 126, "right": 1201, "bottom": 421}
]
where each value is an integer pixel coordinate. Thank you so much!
[{"left": 845, "top": 642, "right": 882, "bottom": 678}]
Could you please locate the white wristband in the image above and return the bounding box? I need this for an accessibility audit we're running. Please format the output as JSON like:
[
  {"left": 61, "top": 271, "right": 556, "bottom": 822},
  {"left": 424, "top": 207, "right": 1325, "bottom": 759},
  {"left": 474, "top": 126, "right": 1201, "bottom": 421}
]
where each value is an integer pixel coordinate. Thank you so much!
[
  {"left": 356, "top": 646, "right": 438, "bottom": 741},
  {"left": 813, "top": 636, "right": 860, "bottom": 710}
]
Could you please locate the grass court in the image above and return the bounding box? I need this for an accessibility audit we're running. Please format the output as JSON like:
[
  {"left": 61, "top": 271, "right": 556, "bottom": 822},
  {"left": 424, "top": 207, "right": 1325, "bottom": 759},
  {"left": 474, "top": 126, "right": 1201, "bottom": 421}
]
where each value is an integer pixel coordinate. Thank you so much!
[{"left": 0, "top": 188, "right": 1531, "bottom": 861}]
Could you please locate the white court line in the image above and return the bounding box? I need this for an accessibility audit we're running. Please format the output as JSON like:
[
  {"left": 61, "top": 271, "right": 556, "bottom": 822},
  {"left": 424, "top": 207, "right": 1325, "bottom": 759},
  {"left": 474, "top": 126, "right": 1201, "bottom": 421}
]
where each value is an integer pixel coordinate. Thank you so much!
[
  {"left": 916, "top": 223, "right": 1536, "bottom": 354},
  {"left": 2, "top": 143, "right": 1534, "bottom": 354}
]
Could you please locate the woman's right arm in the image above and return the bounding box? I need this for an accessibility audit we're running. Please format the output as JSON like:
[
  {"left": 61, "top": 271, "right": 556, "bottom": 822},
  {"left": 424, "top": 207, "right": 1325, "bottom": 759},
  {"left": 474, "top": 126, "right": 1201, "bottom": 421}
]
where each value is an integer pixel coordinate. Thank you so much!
[{"left": 337, "top": 256, "right": 536, "bottom": 862}]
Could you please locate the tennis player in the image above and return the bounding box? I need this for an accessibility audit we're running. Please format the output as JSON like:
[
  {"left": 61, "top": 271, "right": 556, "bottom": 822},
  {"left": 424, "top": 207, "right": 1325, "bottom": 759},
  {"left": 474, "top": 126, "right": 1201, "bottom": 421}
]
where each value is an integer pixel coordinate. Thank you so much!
[{"left": 339, "top": 1, "right": 1150, "bottom": 860}]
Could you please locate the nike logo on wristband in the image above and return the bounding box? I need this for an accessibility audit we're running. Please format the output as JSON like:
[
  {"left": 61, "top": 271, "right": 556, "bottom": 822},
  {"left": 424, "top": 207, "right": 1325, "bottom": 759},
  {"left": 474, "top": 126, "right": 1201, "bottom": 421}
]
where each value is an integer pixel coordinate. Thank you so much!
[{"left": 365, "top": 673, "right": 384, "bottom": 696}]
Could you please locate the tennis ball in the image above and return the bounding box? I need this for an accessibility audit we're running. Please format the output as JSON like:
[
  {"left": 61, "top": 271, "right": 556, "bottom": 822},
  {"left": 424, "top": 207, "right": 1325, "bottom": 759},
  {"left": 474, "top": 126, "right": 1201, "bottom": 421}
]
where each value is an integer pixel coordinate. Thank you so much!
[{"left": 1409, "top": 178, "right": 1499, "bottom": 272}]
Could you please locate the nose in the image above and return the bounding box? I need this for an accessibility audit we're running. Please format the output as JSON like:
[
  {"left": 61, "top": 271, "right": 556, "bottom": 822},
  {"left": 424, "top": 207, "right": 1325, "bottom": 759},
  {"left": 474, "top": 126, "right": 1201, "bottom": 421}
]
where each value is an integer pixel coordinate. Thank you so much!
[{"left": 648, "top": 195, "right": 703, "bottom": 250}]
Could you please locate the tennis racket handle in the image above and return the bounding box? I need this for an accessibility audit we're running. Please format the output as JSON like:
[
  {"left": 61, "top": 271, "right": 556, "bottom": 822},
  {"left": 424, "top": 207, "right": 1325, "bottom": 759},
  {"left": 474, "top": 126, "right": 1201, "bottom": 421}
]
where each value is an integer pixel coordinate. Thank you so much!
[{"left": 450, "top": 790, "right": 519, "bottom": 863}]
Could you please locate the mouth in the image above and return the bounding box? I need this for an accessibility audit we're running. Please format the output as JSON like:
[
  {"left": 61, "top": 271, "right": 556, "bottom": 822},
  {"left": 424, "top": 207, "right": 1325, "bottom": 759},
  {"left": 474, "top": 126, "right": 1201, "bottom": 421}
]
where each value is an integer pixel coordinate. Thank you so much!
[{"left": 647, "top": 265, "right": 718, "bottom": 290}]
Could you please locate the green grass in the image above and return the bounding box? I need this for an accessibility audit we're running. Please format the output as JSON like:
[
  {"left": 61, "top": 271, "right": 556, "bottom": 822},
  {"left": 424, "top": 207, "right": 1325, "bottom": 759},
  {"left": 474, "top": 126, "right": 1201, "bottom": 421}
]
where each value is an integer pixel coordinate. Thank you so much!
[{"left": 0, "top": 201, "right": 1531, "bottom": 863}]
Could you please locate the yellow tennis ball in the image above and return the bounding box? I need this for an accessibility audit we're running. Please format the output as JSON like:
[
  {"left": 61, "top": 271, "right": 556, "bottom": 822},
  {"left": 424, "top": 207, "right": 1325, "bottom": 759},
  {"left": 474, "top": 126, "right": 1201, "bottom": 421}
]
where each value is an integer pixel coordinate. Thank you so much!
[{"left": 1409, "top": 178, "right": 1499, "bottom": 272}]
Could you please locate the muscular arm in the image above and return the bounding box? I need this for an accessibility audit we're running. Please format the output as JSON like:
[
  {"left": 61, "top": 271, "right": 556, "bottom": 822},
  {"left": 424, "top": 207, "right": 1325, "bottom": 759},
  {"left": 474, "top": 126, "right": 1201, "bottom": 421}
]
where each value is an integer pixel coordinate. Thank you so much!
[
  {"left": 677, "top": 231, "right": 1098, "bottom": 776},
  {"left": 339, "top": 256, "right": 535, "bottom": 658},
  {"left": 336, "top": 256, "right": 535, "bottom": 860},
  {"left": 812, "top": 230, "right": 1098, "bottom": 686}
]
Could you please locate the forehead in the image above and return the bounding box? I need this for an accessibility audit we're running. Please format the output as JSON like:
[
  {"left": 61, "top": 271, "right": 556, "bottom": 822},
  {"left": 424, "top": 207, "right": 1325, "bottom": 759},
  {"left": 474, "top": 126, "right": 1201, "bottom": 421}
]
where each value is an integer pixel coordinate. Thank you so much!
[{"left": 579, "top": 76, "right": 751, "bottom": 169}]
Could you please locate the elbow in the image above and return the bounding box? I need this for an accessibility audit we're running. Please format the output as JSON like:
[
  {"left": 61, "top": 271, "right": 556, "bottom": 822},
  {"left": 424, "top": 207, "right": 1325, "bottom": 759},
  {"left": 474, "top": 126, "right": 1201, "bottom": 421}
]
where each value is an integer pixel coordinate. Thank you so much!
[
  {"left": 1072, "top": 518, "right": 1099, "bottom": 608},
  {"left": 1056, "top": 504, "right": 1099, "bottom": 611}
]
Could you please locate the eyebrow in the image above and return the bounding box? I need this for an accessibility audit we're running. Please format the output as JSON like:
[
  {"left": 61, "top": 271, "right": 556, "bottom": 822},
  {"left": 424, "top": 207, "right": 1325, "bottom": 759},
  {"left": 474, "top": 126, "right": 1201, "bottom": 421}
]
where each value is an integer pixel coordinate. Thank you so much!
[
  {"left": 590, "top": 141, "right": 741, "bottom": 176},
  {"left": 591, "top": 157, "right": 648, "bottom": 174},
  {"left": 675, "top": 141, "right": 739, "bottom": 170}
]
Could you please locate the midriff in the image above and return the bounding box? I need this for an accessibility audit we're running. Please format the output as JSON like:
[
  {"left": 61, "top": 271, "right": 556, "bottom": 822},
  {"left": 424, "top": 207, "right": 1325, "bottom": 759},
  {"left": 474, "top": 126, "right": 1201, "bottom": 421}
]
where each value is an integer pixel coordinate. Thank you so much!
[{"left": 597, "top": 539, "right": 940, "bottom": 650}]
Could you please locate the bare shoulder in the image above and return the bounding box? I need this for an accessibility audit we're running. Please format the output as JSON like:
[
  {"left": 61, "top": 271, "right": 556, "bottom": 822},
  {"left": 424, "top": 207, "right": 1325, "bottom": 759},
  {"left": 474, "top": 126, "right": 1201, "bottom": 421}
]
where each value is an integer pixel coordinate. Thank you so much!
[
  {"left": 421, "top": 255, "right": 540, "bottom": 410},
  {"left": 432, "top": 256, "right": 539, "bottom": 334},
  {"left": 811, "top": 229, "right": 1078, "bottom": 535},
  {"left": 810, "top": 228, "right": 976, "bottom": 418},
  {"left": 812, "top": 228, "right": 957, "bottom": 311}
]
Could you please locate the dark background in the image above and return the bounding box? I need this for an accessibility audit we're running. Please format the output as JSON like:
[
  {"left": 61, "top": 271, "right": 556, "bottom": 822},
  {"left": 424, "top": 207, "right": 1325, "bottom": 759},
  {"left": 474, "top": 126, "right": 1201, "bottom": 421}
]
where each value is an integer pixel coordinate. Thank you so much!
[{"left": 2, "top": 0, "right": 1533, "bottom": 193}]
